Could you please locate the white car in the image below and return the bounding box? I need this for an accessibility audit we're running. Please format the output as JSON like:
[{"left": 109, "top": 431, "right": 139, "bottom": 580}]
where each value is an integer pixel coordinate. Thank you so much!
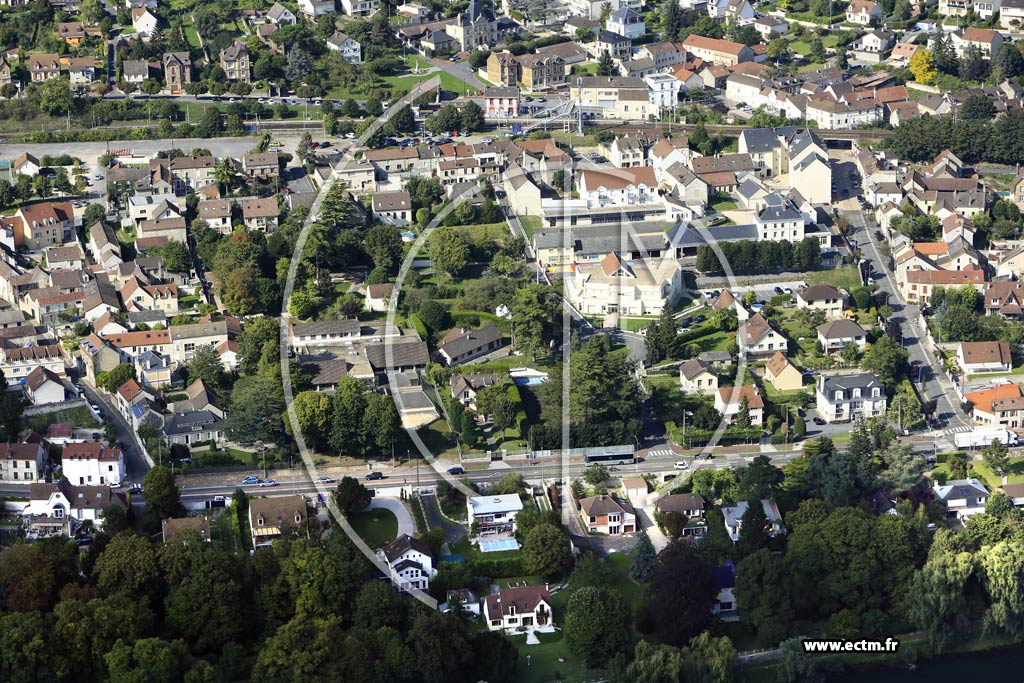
[
  {"left": 313, "top": 476, "right": 335, "bottom": 484},
  {"left": 259, "top": 479, "right": 278, "bottom": 487},
  {"left": 108, "top": 481, "right": 122, "bottom": 489},
  {"left": 674, "top": 461, "right": 689, "bottom": 470}
]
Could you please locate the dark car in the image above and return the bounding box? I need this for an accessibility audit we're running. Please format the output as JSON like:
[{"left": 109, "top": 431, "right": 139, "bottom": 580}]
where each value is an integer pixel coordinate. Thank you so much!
[
  {"left": 694, "top": 314, "right": 706, "bottom": 323},
  {"left": 128, "top": 485, "right": 143, "bottom": 494},
  {"left": 366, "top": 471, "right": 384, "bottom": 480},
  {"left": 679, "top": 316, "right": 693, "bottom": 327},
  {"left": 813, "top": 417, "right": 826, "bottom": 425},
  {"left": 447, "top": 466, "right": 464, "bottom": 476},
  {"left": 774, "top": 286, "right": 784, "bottom": 295}
]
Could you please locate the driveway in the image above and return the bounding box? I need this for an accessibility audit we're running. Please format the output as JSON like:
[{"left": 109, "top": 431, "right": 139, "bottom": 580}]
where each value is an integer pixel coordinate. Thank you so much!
[
  {"left": 367, "top": 496, "right": 415, "bottom": 537},
  {"left": 420, "top": 491, "right": 467, "bottom": 544}
]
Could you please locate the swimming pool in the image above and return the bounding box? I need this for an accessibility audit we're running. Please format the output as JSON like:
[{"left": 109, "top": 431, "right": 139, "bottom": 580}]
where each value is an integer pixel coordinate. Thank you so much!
[
  {"left": 479, "top": 538, "right": 519, "bottom": 553},
  {"left": 513, "top": 377, "right": 546, "bottom": 386}
]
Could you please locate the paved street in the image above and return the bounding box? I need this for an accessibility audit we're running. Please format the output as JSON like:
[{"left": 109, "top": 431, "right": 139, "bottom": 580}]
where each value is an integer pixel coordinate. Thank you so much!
[{"left": 78, "top": 383, "right": 151, "bottom": 485}]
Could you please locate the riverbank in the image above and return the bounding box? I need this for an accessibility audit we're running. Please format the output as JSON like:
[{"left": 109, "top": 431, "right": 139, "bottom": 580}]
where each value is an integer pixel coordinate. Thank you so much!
[{"left": 737, "top": 631, "right": 1024, "bottom": 683}]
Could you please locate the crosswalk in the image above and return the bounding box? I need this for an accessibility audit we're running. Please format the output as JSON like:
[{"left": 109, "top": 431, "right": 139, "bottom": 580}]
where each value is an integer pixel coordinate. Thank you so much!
[
  {"left": 944, "top": 425, "right": 973, "bottom": 437},
  {"left": 645, "top": 449, "right": 674, "bottom": 457}
]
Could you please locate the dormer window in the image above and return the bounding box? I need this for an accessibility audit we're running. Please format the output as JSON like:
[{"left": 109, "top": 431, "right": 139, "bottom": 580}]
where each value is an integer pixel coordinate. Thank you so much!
[{"left": 834, "top": 390, "right": 843, "bottom": 401}]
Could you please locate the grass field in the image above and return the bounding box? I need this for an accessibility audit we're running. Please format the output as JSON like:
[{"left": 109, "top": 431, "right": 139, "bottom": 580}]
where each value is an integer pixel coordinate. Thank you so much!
[
  {"left": 450, "top": 535, "right": 522, "bottom": 561},
  {"left": 349, "top": 508, "right": 398, "bottom": 549},
  {"left": 803, "top": 266, "right": 862, "bottom": 291},
  {"left": 520, "top": 215, "right": 542, "bottom": 239},
  {"left": 26, "top": 405, "right": 97, "bottom": 435}
]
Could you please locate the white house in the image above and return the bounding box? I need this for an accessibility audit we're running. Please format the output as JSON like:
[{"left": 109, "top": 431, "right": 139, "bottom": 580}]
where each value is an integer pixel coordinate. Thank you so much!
[
  {"left": 738, "top": 313, "right": 787, "bottom": 358},
  {"left": 131, "top": 8, "right": 159, "bottom": 37},
  {"left": 957, "top": 341, "right": 1013, "bottom": 374},
  {"left": 60, "top": 442, "right": 126, "bottom": 486},
  {"left": 644, "top": 72, "right": 682, "bottom": 110},
  {"left": 380, "top": 533, "right": 436, "bottom": 591},
  {"left": 24, "top": 366, "right": 68, "bottom": 405},
  {"left": 606, "top": 6, "right": 645, "bottom": 39},
  {"left": 467, "top": 493, "right": 523, "bottom": 536},
  {"left": 23, "top": 478, "right": 126, "bottom": 535},
  {"left": 714, "top": 384, "right": 764, "bottom": 427},
  {"left": 298, "top": 0, "right": 336, "bottom": 16},
  {"left": 679, "top": 359, "right": 718, "bottom": 394},
  {"left": 484, "top": 585, "right": 553, "bottom": 632},
  {"left": 327, "top": 32, "right": 362, "bottom": 64},
  {"left": 0, "top": 442, "right": 46, "bottom": 484},
  {"left": 565, "top": 251, "right": 683, "bottom": 317},
  {"left": 816, "top": 319, "right": 868, "bottom": 353},
  {"left": 933, "top": 478, "right": 989, "bottom": 521},
  {"left": 846, "top": 0, "right": 882, "bottom": 24},
  {"left": 815, "top": 372, "right": 887, "bottom": 423},
  {"left": 721, "top": 499, "right": 785, "bottom": 542}
]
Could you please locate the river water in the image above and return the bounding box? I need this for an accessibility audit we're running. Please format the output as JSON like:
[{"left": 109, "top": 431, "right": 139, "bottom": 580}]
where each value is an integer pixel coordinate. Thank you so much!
[{"left": 831, "top": 647, "right": 1024, "bottom": 682}]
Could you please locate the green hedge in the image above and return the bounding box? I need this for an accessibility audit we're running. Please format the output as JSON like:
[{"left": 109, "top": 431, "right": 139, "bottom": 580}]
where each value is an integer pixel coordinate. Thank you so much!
[
  {"left": 408, "top": 313, "right": 429, "bottom": 342},
  {"left": 468, "top": 557, "right": 525, "bottom": 578}
]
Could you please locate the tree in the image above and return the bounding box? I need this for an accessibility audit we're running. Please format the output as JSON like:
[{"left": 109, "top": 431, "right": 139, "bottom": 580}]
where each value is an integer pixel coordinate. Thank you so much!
[
  {"left": 738, "top": 455, "right": 783, "bottom": 500},
  {"left": 186, "top": 343, "right": 225, "bottom": 390},
  {"left": 961, "top": 94, "right": 996, "bottom": 121},
  {"left": 39, "top": 77, "right": 72, "bottom": 115},
  {"left": 224, "top": 375, "right": 286, "bottom": 445},
  {"left": 365, "top": 224, "right": 404, "bottom": 273},
  {"left": 737, "top": 501, "right": 770, "bottom": 557},
  {"left": 878, "top": 440, "right": 927, "bottom": 494},
  {"left": 288, "top": 390, "right": 332, "bottom": 448},
  {"left": 335, "top": 476, "right": 372, "bottom": 515},
  {"left": 766, "top": 37, "right": 789, "bottom": 63},
  {"left": 564, "top": 587, "right": 631, "bottom": 666},
  {"left": 82, "top": 203, "right": 106, "bottom": 227},
  {"left": 584, "top": 464, "right": 610, "bottom": 488},
  {"left": 460, "top": 101, "right": 484, "bottom": 133},
  {"left": 428, "top": 226, "right": 470, "bottom": 275},
  {"left": 649, "top": 540, "right": 716, "bottom": 646},
  {"left": 93, "top": 533, "right": 161, "bottom": 597},
  {"left": 330, "top": 377, "right": 368, "bottom": 455},
  {"left": 105, "top": 638, "right": 183, "bottom": 683},
  {"left": 661, "top": 0, "right": 683, "bottom": 41},
  {"left": 623, "top": 640, "right": 685, "bottom": 683},
  {"left": 776, "top": 637, "right": 823, "bottom": 683},
  {"left": 410, "top": 610, "right": 476, "bottom": 683},
  {"left": 994, "top": 42, "right": 1024, "bottom": 79},
  {"left": 736, "top": 549, "right": 794, "bottom": 644},
  {"left": 150, "top": 240, "right": 191, "bottom": 272},
  {"left": 681, "top": 632, "right": 736, "bottom": 683},
  {"left": 597, "top": 50, "right": 615, "bottom": 76},
  {"left": 984, "top": 439, "right": 1011, "bottom": 482},
  {"left": 632, "top": 530, "right": 657, "bottom": 581},
  {"left": 977, "top": 538, "right": 1024, "bottom": 635},
  {"left": 0, "top": 541, "right": 76, "bottom": 612},
  {"left": 101, "top": 503, "right": 131, "bottom": 535},
  {"left": 523, "top": 523, "right": 571, "bottom": 579},
  {"left": 0, "top": 370, "right": 24, "bottom": 442},
  {"left": 948, "top": 451, "right": 969, "bottom": 480},
  {"left": 142, "top": 466, "right": 184, "bottom": 519},
  {"left": 909, "top": 48, "right": 937, "bottom": 85},
  {"left": 862, "top": 335, "right": 908, "bottom": 390},
  {"left": 97, "top": 364, "right": 137, "bottom": 393},
  {"left": 354, "top": 581, "right": 407, "bottom": 630},
  {"left": 365, "top": 96, "right": 384, "bottom": 117}
]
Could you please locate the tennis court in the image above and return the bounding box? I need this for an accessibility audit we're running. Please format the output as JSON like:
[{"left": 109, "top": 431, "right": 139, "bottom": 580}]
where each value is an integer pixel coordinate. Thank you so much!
[{"left": 479, "top": 538, "right": 519, "bottom": 553}]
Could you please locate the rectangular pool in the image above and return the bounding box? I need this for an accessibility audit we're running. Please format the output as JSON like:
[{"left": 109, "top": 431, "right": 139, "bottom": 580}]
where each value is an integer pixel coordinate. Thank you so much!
[{"left": 479, "top": 538, "right": 520, "bottom": 553}]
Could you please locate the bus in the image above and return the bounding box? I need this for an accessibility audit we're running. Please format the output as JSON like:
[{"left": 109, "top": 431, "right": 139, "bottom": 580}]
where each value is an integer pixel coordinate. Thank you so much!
[{"left": 582, "top": 446, "right": 636, "bottom": 467}]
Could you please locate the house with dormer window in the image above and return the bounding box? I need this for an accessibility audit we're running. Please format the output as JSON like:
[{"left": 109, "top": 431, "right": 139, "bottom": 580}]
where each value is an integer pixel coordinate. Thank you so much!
[
  {"left": 484, "top": 585, "right": 553, "bottom": 632},
  {"left": 815, "top": 372, "right": 887, "bottom": 423},
  {"left": 566, "top": 251, "right": 683, "bottom": 317},
  {"left": 380, "top": 534, "right": 436, "bottom": 591},
  {"left": 248, "top": 495, "right": 309, "bottom": 546}
]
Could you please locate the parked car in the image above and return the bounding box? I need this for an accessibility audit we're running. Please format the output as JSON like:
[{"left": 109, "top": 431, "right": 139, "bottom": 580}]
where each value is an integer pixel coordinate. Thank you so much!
[
  {"left": 242, "top": 475, "right": 261, "bottom": 484},
  {"left": 674, "top": 461, "right": 689, "bottom": 470},
  {"left": 774, "top": 286, "right": 784, "bottom": 295},
  {"left": 128, "top": 484, "right": 143, "bottom": 494},
  {"left": 813, "top": 417, "right": 826, "bottom": 425},
  {"left": 108, "top": 481, "right": 122, "bottom": 489},
  {"left": 366, "top": 471, "right": 384, "bottom": 480},
  {"left": 313, "top": 476, "right": 335, "bottom": 484}
]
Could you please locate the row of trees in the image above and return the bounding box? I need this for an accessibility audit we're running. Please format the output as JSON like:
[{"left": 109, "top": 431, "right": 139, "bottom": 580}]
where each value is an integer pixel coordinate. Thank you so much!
[
  {"left": 890, "top": 109, "right": 1024, "bottom": 164},
  {"left": 695, "top": 237, "right": 822, "bottom": 275}
]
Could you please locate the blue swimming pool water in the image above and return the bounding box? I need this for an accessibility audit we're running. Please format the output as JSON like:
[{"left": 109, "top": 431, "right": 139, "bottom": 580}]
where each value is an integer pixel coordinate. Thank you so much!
[
  {"left": 513, "top": 377, "right": 545, "bottom": 386},
  {"left": 480, "top": 539, "right": 519, "bottom": 552}
]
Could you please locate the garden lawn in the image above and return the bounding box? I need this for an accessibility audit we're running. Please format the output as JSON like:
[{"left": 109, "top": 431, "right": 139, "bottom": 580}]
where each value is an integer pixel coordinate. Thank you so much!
[
  {"left": 520, "top": 215, "right": 542, "bottom": 239},
  {"left": 349, "top": 508, "right": 398, "bottom": 549},
  {"left": 933, "top": 457, "right": 1024, "bottom": 488},
  {"left": 450, "top": 535, "right": 521, "bottom": 562},
  {"left": 458, "top": 222, "right": 510, "bottom": 245},
  {"left": 26, "top": 405, "right": 97, "bottom": 435},
  {"left": 803, "top": 266, "right": 862, "bottom": 291},
  {"left": 508, "top": 630, "right": 593, "bottom": 683}
]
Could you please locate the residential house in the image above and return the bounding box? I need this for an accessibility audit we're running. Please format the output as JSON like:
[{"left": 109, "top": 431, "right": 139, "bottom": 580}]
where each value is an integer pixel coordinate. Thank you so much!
[
  {"left": 438, "top": 324, "right": 504, "bottom": 365},
  {"left": 14, "top": 201, "right": 75, "bottom": 249},
  {"left": 266, "top": 2, "right": 297, "bottom": 23},
  {"left": 197, "top": 199, "right": 233, "bottom": 232},
  {"left": 115, "top": 378, "right": 155, "bottom": 425},
  {"left": 162, "top": 516, "right": 212, "bottom": 543},
  {"left": 606, "top": 6, "right": 644, "bottom": 39},
  {"left": 965, "top": 383, "right": 1024, "bottom": 427},
  {"left": 241, "top": 197, "right": 279, "bottom": 231},
  {"left": 754, "top": 15, "right": 789, "bottom": 38},
  {"left": 365, "top": 283, "right": 394, "bottom": 313},
  {"left": 486, "top": 51, "right": 521, "bottom": 87},
  {"left": 712, "top": 561, "right": 738, "bottom": 619},
  {"left": 220, "top": 42, "right": 251, "bottom": 82},
  {"left": 167, "top": 320, "right": 228, "bottom": 365},
  {"left": 570, "top": 77, "right": 654, "bottom": 120},
  {"left": 450, "top": 372, "right": 500, "bottom": 410},
  {"left": 23, "top": 479, "right": 126, "bottom": 536},
  {"left": 738, "top": 312, "right": 787, "bottom": 358},
  {"left": 655, "top": 493, "right": 707, "bottom": 538},
  {"left": 815, "top": 372, "right": 887, "bottom": 423},
  {"left": 445, "top": 0, "right": 499, "bottom": 52},
  {"left": 1001, "top": 0, "right": 1024, "bottom": 27},
  {"left": 714, "top": 384, "right": 764, "bottom": 427},
  {"left": 846, "top": 0, "right": 882, "bottom": 23},
  {"left": 957, "top": 341, "right": 1013, "bottom": 374},
  {"left": 985, "top": 281, "right": 1024, "bottom": 319},
  {"left": 327, "top": 32, "right": 362, "bottom": 64},
  {"left": 950, "top": 27, "right": 1002, "bottom": 58},
  {"left": 796, "top": 284, "right": 845, "bottom": 318},
  {"left": 764, "top": 351, "right": 803, "bottom": 392},
  {"left": 565, "top": 251, "right": 683, "bottom": 317},
  {"left": 24, "top": 367, "right": 67, "bottom": 405},
  {"left": 0, "top": 345, "right": 66, "bottom": 380},
  {"left": 67, "top": 58, "right": 96, "bottom": 85},
  {"left": 0, "top": 442, "right": 46, "bottom": 484},
  {"left": 681, "top": 35, "right": 755, "bottom": 66},
  {"left": 14, "top": 153, "right": 40, "bottom": 177},
  {"left": 518, "top": 54, "right": 565, "bottom": 91},
  {"left": 816, "top": 319, "right": 868, "bottom": 353},
  {"left": 371, "top": 191, "right": 412, "bottom": 225},
  {"left": 645, "top": 72, "right": 682, "bottom": 109},
  {"left": 467, "top": 493, "right": 523, "bottom": 535},
  {"left": 380, "top": 534, "right": 436, "bottom": 591},
  {"left": 160, "top": 410, "right": 225, "bottom": 449},
  {"left": 579, "top": 494, "right": 636, "bottom": 534},
  {"left": 721, "top": 499, "right": 785, "bottom": 542},
  {"left": 298, "top": 0, "right": 336, "bottom": 16},
  {"left": 241, "top": 151, "right": 280, "bottom": 180},
  {"left": 484, "top": 586, "right": 553, "bottom": 631},
  {"left": 57, "top": 21, "right": 86, "bottom": 46},
  {"left": 679, "top": 358, "right": 718, "bottom": 394},
  {"left": 45, "top": 243, "right": 86, "bottom": 270},
  {"left": 121, "top": 59, "right": 150, "bottom": 84},
  {"left": 135, "top": 349, "right": 172, "bottom": 388},
  {"left": 29, "top": 54, "right": 61, "bottom": 81},
  {"left": 594, "top": 30, "right": 632, "bottom": 60},
  {"left": 0, "top": 57, "right": 10, "bottom": 88},
  {"left": 61, "top": 442, "right": 126, "bottom": 486},
  {"left": 340, "top": 0, "right": 378, "bottom": 16},
  {"left": 933, "top": 478, "right": 989, "bottom": 521},
  {"left": 902, "top": 268, "right": 986, "bottom": 306},
  {"left": 482, "top": 86, "right": 519, "bottom": 117},
  {"left": 131, "top": 8, "right": 159, "bottom": 36},
  {"left": 249, "top": 495, "right": 309, "bottom": 547}
]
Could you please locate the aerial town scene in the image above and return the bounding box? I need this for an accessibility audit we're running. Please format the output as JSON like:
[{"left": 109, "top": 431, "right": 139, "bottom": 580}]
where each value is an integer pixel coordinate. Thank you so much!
[{"left": 3, "top": 0, "right": 1024, "bottom": 679}]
